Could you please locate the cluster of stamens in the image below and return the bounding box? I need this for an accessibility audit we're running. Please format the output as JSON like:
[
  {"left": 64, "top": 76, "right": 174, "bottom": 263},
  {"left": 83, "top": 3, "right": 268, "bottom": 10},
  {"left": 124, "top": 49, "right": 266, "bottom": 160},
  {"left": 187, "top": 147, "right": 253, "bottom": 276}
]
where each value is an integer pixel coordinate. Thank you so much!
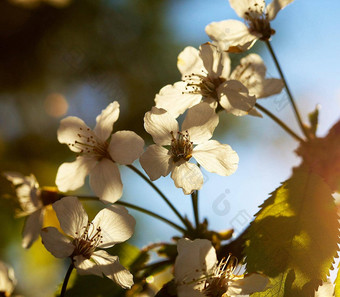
[
  {"left": 244, "top": 4, "right": 275, "bottom": 40},
  {"left": 182, "top": 70, "right": 223, "bottom": 100},
  {"left": 40, "top": 187, "right": 60, "bottom": 206},
  {"left": 202, "top": 254, "right": 238, "bottom": 297},
  {"left": 68, "top": 127, "right": 109, "bottom": 159},
  {"left": 170, "top": 131, "right": 193, "bottom": 163},
  {"left": 73, "top": 222, "right": 103, "bottom": 259}
]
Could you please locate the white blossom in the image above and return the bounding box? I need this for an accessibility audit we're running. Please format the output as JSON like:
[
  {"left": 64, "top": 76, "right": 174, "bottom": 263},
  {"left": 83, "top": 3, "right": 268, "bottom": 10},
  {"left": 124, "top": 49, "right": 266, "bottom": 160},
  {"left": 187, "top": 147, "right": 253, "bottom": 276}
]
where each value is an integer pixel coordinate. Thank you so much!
[
  {"left": 140, "top": 103, "right": 239, "bottom": 195},
  {"left": 230, "top": 53, "right": 284, "bottom": 116},
  {"left": 56, "top": 101, "right": 144, "bottom": 204},
  {"left": 41, "top": 196, "right": 135, "bottom": 289},
  {"left": 3, "top": 172, "right": 60, "bottom": 248},
  {"left": 155, "top": 42, "right": 256, "bottom": 118},
  {"left": 174, "top": 238, "right": 270, "bottom": 297},
  {"left": 205, "top": 0, "right": 294, "bottom": 52},
  {"left": 0, "top": 261, "right": 16, "bottom": 296}
]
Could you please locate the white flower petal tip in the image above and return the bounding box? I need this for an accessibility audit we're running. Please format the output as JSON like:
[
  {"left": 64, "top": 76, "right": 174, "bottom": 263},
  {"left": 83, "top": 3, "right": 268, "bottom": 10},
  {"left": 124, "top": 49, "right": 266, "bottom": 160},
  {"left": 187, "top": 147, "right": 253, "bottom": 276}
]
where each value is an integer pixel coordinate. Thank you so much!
[
  {"left": 193, "top": 140, "right": 239, "bottom": 176},
  {"left": 171, "top": 162, "right": 203, "bottom": 195},
  {"left": 144, "top": 107, "right": 179, "bottom": 146},
  {"left": 219, "top": 80, "right": 257, "bottom": 116},
  {"left": 89, "top": 159, "right": 123, "bottom": 204},
  {"left": 94, "top": 101, "right": 120, "bottom": 142},
  {"left": 41, "top": 197, "right": 134, "bottom": 287},
  {"left": 109, "top": 130, "right": 144, "bottom": 165},
  {"left": 174, "top": 238, "right": 270, "bottom": 297}
]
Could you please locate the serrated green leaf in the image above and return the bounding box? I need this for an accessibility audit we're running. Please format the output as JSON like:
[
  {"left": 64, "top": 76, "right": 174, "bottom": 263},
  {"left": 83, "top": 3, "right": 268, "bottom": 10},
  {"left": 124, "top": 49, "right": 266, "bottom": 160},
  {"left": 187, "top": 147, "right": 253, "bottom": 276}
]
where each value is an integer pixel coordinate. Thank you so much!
[
  {"left": 245, "top": 166, "right": 339, "bottom": 297},
  {"left": 335, "top": 265, "right": 340, "bottom": 297}
]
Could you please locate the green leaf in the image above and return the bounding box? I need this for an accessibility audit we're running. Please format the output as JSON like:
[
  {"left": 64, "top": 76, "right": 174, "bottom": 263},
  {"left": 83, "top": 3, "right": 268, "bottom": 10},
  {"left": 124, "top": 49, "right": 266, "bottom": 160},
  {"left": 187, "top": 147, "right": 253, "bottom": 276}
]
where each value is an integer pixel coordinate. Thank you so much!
[
  {"left": 245, "top": 166, "right": 339, "bottom": 297},
  {"left": 335, "top": 264, "right": 340, "bottom": 297}
]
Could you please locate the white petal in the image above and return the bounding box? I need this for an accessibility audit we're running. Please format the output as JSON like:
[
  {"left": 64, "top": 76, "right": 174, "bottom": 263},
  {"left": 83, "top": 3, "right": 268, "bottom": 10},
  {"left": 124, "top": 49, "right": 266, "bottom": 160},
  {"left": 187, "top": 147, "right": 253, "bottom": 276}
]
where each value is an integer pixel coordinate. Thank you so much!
[
  {"left": 218, "top": 80, "right": 256, "bottom": 116},
  {"left": 315, "top": 281, "right": 335, "bottom": 297},
  {"left": 74, "top": 255, "right": 103, "bottom": 277},
  {"left": 139, "top": 145, "right": 172, "bottom": 181},
  {"left": 56, "top": 156, "right": 96, "bottom": 192},
  {"left": 92, "top": 204, "right": 135, "bottom": 248},
  {"left": 260, "top": 78, "right": 284, "bottom": 98},
  {"left": 41, "top": 227, "right": 74, "bottom": 258},
  {"left": 57, "top": 116, "right": 94, "bottom": 153},
  {"left": 89, "top": 159, "right": 123, "bottom": 204},
  {"left": 182, "top": 102, "right": 219, "bottom": 144},
  {"left": 230, "top": 0, "right": 265, "bottom": 18},
  {"left": 22, "top": 209, "right": 44, "bottom": 249},
  {"left": 144, "top": 107, "right": 178, "bottom": 145},
  {"left": 175, "top": 238, "right": 217, "bottom": 283},
  {"left": 230, "top": 53, "right": 266, "bottom": 83},
  {"left": 199, "top": 42, "right": 224, "bottom": 78},
  {"left": 193, "top": 140, "right": 239, "bottom": 176},
  {"left": 205, "top": 20, "right": 258, "bottom": 53},
  {"left": 171, "top": 162, "right": 203, "bottom": 195},
  {"left": 92, "top": 250, "right": 134, "bottom": 289},
  {"left": 4, "top": 172, "right": 41, "bottom": 212},
  {"left": 93, "top": 101, "right": 120, "bottom": 142},
  {"left": 3, "top": 171, "right": 26, "bottom": 186},
  {"left": 0, "top": 261, "right": 16, "bottom": 295},
  {"left": 267, "top": 0, "right": 294, "bottom": 20},
  {"left": 227, "top": 273, "right": 270, "bottom": 295},
  {"left": 154, "top": 82, "right": 202, "bottom": 118},
  {"left": 177, "top": 46, "right": 204, "bottom": 78},
  {"left": 52, "top": 196, "right": 88, "bottom": 238},
  {"left": 108, "top": 131, "right": 144, "bottom": 165}
]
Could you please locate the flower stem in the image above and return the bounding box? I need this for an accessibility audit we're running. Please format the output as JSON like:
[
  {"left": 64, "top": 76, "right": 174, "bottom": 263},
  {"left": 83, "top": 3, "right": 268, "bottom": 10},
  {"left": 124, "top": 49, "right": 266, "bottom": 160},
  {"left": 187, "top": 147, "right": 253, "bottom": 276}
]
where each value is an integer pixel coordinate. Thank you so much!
[
  {"left": 191, "top": 190, "right": 199, "bottom": 229},
  {"left": 255, "top": 103, "right": 304, "bottom": 142},
  {"left": 127, "top": 164, "right": 191, "bottom": 231},
  {"left": 265, "top": 40, "right": 309, "bottom": 140},
  {"left": 77, "top": 196, "right": 186, "bottom": 233},
  {"left": 60, "top": 262, "right": 74, "bottom": 297},
  {"left": 116, "top": 201, "right": 186, "bottom": 233}
]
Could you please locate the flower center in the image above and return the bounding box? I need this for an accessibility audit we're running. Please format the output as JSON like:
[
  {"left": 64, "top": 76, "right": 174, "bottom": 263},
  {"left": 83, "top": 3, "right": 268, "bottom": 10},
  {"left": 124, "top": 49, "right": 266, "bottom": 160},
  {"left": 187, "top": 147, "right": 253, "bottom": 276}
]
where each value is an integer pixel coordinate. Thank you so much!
[
  {"left": 69, "top": 127, "right": 110, "bottom": 160},
  {"left": 170, "top": 131, "right": 193, "bottom": 163},
  {"left": 244, "top": 4, "right": 275, "bottom": 40},
  {"left": 73, "top": 223, "right": 103, "bottom": 259},
  {"left": 202, "top": 255, "right": 238, "bottom": 297},
  {"left": 183, "top": 71, "right": 224, "bottom": 100},
  {"left": 40, "top": 187, "right": 60, "bottom": 206}
]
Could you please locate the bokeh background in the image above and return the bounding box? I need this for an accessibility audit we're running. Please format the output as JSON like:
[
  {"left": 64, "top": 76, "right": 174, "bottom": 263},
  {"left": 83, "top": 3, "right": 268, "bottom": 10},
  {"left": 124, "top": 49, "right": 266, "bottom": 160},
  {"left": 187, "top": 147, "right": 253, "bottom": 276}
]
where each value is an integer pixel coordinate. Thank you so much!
[{"left": 0, "top": 0, "right": 340, "bottom": 296}]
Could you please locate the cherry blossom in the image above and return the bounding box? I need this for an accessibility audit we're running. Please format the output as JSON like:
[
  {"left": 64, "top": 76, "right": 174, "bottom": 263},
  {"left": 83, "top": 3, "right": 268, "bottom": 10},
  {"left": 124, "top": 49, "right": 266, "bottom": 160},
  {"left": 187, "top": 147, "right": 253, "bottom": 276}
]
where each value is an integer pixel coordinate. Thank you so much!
[
  {"left": 174, "top": 238, "right": 270, "bottom": 297},
  {"left": 41, "top": 196, "right": 135, "bottom": 289},
  {"left": 3, "top": 172, "right": 60, "bottom": 248},
  {"left": 0, "top": 261, "right": 16, "bottom": 296},
  {"left": 56, "top": 101, "right": 144, "bottom": 203},
  {"left": 230, "top": 53, "right": 284, "bottom": 116},
  {"left": 205, "top": 0, "right": 294, "bottom": 52},
  {"left": 155, "top": 42, "right": 256, "bottom": 118},
  {"left": 140, "top": 102, "right": 239, "bottom": 194}
]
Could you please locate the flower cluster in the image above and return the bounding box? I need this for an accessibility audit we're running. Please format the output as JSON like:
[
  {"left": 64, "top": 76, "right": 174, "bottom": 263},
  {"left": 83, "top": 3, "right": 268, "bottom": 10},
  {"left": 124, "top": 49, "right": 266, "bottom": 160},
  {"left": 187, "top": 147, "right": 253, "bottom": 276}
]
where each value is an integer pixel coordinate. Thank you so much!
[{"left": 6, "top": 0, "right": 334, "bottom": 296}]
